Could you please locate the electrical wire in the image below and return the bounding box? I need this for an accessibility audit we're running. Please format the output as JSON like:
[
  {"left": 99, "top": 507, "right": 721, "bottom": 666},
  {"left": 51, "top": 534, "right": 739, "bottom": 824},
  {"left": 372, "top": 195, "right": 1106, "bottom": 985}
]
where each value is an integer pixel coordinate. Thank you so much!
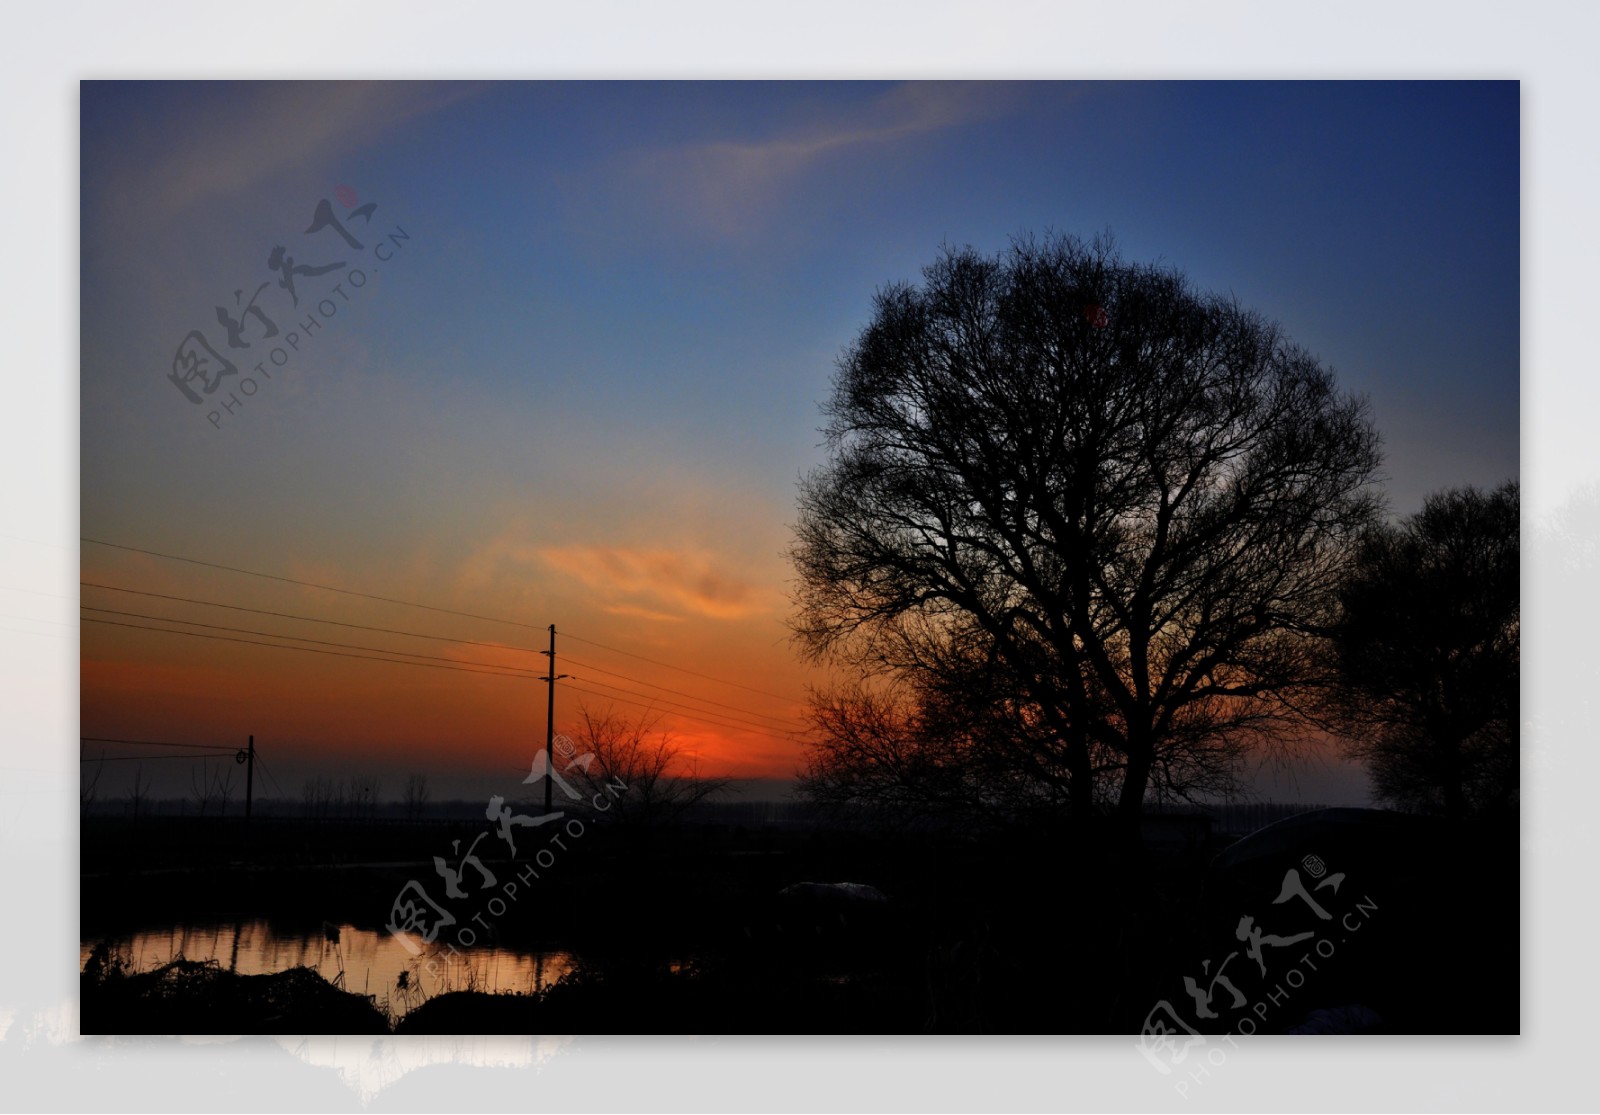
[
  {"left": 81, "top": 618, "right": 804, "bottom": 745},
  {"left": 561, "top": 678, "right": 801, "bottom": 742},
  {"left": 82, "top": 537, "right": 549, "bottom": 633},
  {"left": 562, "top": 630, "right": 804, "bottom": 703},
  {"left": 82, "top": 537, "right": 818, "bottom": 737},
  {"left": 82, "top": 617, "right": 541, "bottom": 679},
  {"left": 80, "top": 737, "right": 242, "bottom": 752},
  {"left": 561, "top": 654, "right": 805, "bottom": 729},
  {"left": 82, "top": 606, "right": 548, "bottom": 677},
  {"left": 81, "top": 582, "right": 541, "bottom": 656},
  {"left": 81, "top": 596, "right": 804, "bottom": 729},
  {"left": 80, "top": 753, "right": 233, "bottom": 763},
  {"left": 565, "top": 673, "right": 804, "bottom": 736}
]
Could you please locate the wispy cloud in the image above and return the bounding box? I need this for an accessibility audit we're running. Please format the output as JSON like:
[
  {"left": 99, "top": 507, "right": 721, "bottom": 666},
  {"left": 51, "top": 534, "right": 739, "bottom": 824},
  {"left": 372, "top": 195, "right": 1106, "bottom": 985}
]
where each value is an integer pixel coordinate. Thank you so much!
[
  {"left": 616, "top": 82, "right": 1027, "bottom": 239},
  {"left": 538, "top": 544, "right": 767, "bottom": 620},
  {"left": 451, "top": 528, "right": 546, "bottom": 599},
  {"left": 603, "top": 603, "right": 685, "bottom": 623},
  {"left": 85, "top": 81, "right": 483, "bottom": 233}
]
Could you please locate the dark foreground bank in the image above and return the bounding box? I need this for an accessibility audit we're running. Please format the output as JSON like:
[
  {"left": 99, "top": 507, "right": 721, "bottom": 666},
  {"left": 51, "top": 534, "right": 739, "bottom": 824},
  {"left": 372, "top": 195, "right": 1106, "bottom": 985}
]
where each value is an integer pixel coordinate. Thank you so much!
[{"left": 79, "top": 809, "right": 1519, "bottom": 1036}]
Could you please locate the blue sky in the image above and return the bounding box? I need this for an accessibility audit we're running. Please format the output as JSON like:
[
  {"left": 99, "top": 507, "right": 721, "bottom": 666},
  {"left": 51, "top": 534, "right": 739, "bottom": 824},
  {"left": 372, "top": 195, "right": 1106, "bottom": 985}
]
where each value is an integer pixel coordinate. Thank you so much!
[{"left": 77, "top": 79, "right": 1518, "bottom": 799}]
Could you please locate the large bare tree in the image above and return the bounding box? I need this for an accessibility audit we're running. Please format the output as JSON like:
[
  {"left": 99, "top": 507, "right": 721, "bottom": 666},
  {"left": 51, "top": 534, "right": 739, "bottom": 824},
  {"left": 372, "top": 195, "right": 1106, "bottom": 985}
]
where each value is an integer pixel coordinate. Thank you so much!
[{"left": 791, "top": 234, "right": 1383, "bottom": 822}]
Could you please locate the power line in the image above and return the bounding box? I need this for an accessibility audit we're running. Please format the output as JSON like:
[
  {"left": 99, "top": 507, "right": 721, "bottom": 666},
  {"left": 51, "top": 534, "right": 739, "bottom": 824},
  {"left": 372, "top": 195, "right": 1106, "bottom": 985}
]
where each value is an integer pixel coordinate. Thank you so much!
[
  {"left": 81, "top": 617, "right": 806, "bottom": 742},
  {"left": 83, "top": 536, "right": 811, "bottom": 717},
  {"left": 82, "top": 607, "right": 549, "bottom": 677},
  {"left": 565, "top": 673, "right": 805, "bottom": 737},
  {"left": 561, "top": 654, "right": 805, "bottom": 729},
  {"left": 568, "top": 677, "right": 800, "bottom": 737},
  {"left": 81, "top": 582, "right": 542, "bottom": 656},
  {"left": 82, "top": 617, "right": 545, "bottom": 679},
  {"left": 82, "top": 591, "right": 806, "bottom": 728},
  {"left": 561, "top": 678, "right": 803, "bottom": 742},
  {"left": 253, "top": 752, "right": 288, "bottom": 798},
  {"left": 563, "top": 631, "right": 804, "bottom": 704},
  {"left": 82, "top": 538, "right": 549, "bottom": 633},
  {"left": 80, "top": 737, "right": 239, "bottom": 752},
  {"left": 81, "top": 753, "right": 231, "bottom": 763}
]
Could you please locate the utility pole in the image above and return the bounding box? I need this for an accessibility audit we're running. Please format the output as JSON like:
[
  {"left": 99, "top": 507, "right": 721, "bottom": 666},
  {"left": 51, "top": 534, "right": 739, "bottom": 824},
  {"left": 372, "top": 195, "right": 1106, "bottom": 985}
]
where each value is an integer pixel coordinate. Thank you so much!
[
  {"left": 539, "top": 625, "right": 569, "bottom": 815},
  {"left": 234, "top": 733, "right": 256, "bottom": 864},
  {"left": 245, "top": 734, "right": 255, "bottom": 825}
]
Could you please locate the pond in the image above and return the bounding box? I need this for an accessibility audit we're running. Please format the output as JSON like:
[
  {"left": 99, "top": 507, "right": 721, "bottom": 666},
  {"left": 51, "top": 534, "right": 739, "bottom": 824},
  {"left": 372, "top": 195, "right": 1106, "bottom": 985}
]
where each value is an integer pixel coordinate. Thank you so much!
[{"left": 79, "top": 920, "right": 577, "bottom": 1016}]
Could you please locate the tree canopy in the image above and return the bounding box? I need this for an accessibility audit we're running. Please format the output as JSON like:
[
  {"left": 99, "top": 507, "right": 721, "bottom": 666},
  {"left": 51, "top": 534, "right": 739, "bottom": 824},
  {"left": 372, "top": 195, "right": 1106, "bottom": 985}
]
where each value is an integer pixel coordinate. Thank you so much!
[
  {"left": 791, "top": 233, "right": 1384, "bottom": 822},
  {"left": 1327, "top": 481, "right": 1519, "bottom": 818}
]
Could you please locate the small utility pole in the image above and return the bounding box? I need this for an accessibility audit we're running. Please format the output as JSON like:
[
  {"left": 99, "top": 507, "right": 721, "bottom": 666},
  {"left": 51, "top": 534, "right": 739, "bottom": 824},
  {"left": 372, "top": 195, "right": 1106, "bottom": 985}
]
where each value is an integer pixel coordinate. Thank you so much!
[
  {"left": 539, "top": 625, "right": 569, "bottom": 815},
  {"left": 245, "top": 734, "right": 255, "bottom": 825}
]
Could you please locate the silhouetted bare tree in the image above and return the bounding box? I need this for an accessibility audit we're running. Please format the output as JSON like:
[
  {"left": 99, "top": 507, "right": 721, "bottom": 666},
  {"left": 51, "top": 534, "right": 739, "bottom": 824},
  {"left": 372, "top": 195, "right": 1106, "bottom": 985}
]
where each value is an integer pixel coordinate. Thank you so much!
[
  {"left": 190, "top": 761, "right": 236, "bottom": 818},
  {"left": 81, "top": 753, "right": 105, "bottom": 815},
  {"left": 126, "top": 763, "right": 153, "bottom": 821},
  {"left": 189, "top": 760, "right": 224, "bottom": 818},
  {"left": 402, "top": 772, "right": 431, "bottom": 821},
  {"left": 792, "top": 233, "right": 1384, "bottom": 823},
  {"left": 302, "top": 775, "right": 333, "bottom": 820},
  {"left": 567, "top": 706, "right": 731, "bottom": 827},
  {"left": 1326, "top": 481, "right": 1519, "bottom": 818},
  {"left": 799, "top": 678, "right": 1072, "bottom": 829}
]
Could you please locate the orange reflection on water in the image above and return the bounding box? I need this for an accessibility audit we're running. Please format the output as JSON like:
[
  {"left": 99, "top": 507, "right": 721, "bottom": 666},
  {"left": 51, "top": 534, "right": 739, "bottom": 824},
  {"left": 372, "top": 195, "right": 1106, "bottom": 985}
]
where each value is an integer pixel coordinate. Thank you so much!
[{"left": 79, "top": 920, "right": 576, "bottom": 1015}]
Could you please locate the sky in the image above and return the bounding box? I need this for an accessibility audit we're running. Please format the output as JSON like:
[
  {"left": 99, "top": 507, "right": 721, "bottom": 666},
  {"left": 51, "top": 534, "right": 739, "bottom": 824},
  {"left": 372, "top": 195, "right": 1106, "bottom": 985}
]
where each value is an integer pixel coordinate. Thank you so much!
[{"left": 78, "top": 79, "right": 1520, "bottom": 804}]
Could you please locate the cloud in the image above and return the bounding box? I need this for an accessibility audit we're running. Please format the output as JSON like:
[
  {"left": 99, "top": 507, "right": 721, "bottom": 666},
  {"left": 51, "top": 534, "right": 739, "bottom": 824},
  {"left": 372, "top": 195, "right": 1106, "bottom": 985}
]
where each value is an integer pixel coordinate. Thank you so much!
[
  {"left": 618, "top": 81, "right": 1026, "bottom": 238},
  {"left": 603, "top": 603, "right": 685, "bottom": 623},
  {"left": 538, "top": 544, "right": 767, "bottom": 620},
  {"left": 85, "top": 81, "right": 484, "bottom": 233},
  {"left": 452, "top": 531, "right": 546, "bottom": 598}
]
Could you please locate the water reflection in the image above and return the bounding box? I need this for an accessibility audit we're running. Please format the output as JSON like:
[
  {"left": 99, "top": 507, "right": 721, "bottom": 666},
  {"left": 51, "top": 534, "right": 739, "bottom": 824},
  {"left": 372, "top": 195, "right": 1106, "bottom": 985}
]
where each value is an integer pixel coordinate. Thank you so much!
[{"left": 79, "top": 921, "right": 576, "bottom": 1015}]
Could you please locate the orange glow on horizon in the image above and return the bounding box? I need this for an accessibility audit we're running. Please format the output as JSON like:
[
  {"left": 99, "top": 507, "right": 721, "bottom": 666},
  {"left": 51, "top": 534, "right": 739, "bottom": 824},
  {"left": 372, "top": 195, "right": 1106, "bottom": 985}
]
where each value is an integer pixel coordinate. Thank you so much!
[{"left": 79, "top": 543, "right": 818, "bottom": 786}]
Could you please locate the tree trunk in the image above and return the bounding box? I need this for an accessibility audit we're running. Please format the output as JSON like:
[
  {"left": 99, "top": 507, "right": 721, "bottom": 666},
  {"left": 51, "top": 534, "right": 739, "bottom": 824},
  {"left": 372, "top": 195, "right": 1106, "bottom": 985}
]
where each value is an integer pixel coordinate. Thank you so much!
[
  {"left": 1114, "top": 739, "right": 1153, "bottom": 855},
  {"left": 1117, "top": 745, "right": 1152, "bottom": 820},
  {"left": 1440, "top": 734, "right": 1467, "bottom": 820},
  {"left": 1068, "top": 768, "right": 1093, "bottom": 817}
]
